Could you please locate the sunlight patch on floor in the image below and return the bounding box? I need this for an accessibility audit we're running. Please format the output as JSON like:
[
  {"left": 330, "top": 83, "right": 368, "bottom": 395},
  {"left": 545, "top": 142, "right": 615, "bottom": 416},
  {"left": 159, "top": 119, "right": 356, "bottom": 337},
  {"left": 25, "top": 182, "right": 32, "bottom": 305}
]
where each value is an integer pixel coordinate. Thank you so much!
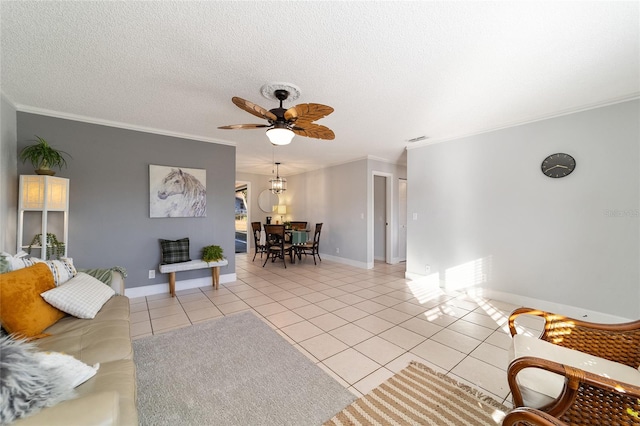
[{"left": 406, "top": 273, "right": 442, "bottom": 304}]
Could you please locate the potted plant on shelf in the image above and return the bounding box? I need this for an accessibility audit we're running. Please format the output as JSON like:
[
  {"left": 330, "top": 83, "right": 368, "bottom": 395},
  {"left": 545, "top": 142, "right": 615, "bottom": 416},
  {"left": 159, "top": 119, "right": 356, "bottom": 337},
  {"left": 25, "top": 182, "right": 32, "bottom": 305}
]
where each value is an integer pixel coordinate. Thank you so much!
[
  {"left": 201, "top": 245, "right": 224, "bottom": 263},
  {"left": 27, "top": 233, "right": 65, "bottom": 259},
  {"left": 19, "top": 135, "right": 71, "bottom": 176}
]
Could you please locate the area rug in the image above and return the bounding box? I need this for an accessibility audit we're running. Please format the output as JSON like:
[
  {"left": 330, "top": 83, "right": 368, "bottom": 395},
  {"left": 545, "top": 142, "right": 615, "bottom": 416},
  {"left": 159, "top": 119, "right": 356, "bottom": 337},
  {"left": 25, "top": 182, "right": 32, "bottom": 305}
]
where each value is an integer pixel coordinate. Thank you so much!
[
  {"left": 324, "top": 361, "right": 509, "bottom": 426},
  {"left": 133, "top": 311, "right": 356, "bottom": 426}
]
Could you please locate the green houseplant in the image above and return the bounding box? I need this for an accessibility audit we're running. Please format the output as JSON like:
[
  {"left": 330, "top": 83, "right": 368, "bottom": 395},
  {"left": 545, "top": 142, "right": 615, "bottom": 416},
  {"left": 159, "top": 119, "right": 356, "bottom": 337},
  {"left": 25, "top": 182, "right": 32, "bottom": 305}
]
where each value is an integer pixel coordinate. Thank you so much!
[
  {"left": 201, "top": 245, "right": 224, "bottom": 262},
  {"left": 27, "top": 233, "right": 65, "bottom": 259},
  {"left": 19, "top": 135, "right": 71, "bottom": 175}
]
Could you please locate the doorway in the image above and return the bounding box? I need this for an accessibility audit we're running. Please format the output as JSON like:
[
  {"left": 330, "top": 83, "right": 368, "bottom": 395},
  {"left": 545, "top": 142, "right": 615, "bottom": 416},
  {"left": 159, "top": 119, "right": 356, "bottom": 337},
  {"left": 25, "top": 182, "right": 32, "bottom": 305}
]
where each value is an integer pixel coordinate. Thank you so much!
[
  {"left": 235, "top": 182, "right": 249, "bottom": 253},
  {"left": 374, "top": 176, "right": 386, "bottom": 261},
  {"left": 371, "top": 171, "right": 392, "bottom": 265}
]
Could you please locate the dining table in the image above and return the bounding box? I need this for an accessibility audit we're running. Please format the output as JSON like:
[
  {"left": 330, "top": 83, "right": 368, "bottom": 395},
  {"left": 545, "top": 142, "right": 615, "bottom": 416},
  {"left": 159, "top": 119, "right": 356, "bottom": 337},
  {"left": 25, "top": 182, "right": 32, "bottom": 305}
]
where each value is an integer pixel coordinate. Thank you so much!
[{"left": 261, "top": 224, "right": 311, "bottom": 264}]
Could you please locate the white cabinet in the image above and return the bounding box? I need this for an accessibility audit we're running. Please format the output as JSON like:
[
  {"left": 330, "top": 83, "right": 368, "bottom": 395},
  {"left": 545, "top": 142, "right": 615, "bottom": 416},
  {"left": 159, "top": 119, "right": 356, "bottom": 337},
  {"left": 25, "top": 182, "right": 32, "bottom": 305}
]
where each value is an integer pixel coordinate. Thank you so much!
[{"left": 17, "top": 175, "right": 69, "bottom": 259}]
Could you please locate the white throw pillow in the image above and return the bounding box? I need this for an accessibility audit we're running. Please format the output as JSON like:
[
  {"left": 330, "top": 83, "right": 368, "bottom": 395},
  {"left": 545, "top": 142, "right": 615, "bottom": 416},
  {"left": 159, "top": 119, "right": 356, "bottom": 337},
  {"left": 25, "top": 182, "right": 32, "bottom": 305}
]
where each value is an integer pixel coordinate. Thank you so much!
[
  {"left": 41, "top": 272, "right": 115, "bottom": 319},
  {"left": 34, "top": 351, "right": 99, "bottom": 388},
  {"left": 0, "top": 251, "right": 37, "bottom": 272},
  {"left": 34, "top": 257, "right": 77, "bottom": 286}
]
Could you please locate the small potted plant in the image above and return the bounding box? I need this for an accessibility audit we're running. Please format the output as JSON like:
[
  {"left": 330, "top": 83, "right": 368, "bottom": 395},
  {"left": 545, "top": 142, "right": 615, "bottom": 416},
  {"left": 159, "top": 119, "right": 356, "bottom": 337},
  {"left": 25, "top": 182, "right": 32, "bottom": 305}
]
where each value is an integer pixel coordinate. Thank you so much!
[
  {"left": 19, "top": 135, "right": 71, "bottom": 175},
  {"left": 201, "top": 245, "right": 224, "bottom": 263},
  {"left": 27, "top": 233, "right": 65, "bottom": 259}
]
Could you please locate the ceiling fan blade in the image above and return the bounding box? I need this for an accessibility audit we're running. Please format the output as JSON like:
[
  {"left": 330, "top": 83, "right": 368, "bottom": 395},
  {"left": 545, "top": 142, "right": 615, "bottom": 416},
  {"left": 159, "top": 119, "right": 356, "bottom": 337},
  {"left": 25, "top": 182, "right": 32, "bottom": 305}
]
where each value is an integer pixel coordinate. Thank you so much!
[
  {"left": 284, "top": 106, "right": 298, "bottom": 122},
  {"left": 232, "top": 97, "right": 277, "bottom": 121},
  {"left": 218, "top": 124, "right": 271, "bottom": 130},
  {"left": 292, "top": 103, "right": 334, "bottom": 124},
  {"left": 293, "top": 123, "right": 335, "bottom": 140}
]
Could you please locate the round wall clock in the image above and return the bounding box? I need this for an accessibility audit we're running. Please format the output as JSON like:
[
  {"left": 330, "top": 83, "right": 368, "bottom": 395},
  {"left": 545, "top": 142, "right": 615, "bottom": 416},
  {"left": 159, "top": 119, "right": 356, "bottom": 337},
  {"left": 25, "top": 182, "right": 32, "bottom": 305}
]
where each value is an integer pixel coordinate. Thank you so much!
[{"left": 541, "top": 153, "right": 576, "bottom": 178}]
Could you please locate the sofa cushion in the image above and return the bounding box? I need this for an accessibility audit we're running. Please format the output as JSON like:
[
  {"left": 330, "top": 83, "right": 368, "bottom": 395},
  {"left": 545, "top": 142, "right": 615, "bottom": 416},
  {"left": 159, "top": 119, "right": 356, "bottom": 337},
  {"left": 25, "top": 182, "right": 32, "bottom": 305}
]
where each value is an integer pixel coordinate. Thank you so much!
[
  {"left": 0, "top": 263, "right": 65, "bottom": 338},
  {"left": 509, "top": 334, "right": 640, "bottom": 407},
  {"left": 37, "top": 297, "right": 133, "bottom": 365},
  {"left": 160, "top": 237, "right": 191, "bottom": 264},
  {"left": 13, "top": 391, "right": 120, "bottom": 426},
  {"left": 41, "top": 273, "right": 115, "bottom": 319}
]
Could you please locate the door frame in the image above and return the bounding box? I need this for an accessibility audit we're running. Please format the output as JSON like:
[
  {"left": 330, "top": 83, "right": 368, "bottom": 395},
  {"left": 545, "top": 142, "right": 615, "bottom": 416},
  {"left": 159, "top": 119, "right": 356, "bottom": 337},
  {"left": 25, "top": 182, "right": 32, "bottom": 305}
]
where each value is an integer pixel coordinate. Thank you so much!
[
  {"left": 369, "top": 171, "right": 393, "bottom": 265},
  {"left": 235, "top": 180, "right": 251, "bottom": 251}
]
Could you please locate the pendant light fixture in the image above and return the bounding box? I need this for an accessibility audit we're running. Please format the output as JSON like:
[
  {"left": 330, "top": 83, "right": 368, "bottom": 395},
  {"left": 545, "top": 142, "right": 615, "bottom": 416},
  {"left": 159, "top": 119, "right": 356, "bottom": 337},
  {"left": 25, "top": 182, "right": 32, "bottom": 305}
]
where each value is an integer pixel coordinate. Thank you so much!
[{"left": 269, "top": 162, "right": 287, "bottom": 194}]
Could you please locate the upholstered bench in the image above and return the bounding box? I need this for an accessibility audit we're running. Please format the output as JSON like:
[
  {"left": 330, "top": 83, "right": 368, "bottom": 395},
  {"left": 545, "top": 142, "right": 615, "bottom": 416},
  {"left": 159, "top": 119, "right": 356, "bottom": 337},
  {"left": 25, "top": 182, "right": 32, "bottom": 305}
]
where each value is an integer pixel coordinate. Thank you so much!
[{"left": 159, "top": 259, "right": 228, "bottom": 297}]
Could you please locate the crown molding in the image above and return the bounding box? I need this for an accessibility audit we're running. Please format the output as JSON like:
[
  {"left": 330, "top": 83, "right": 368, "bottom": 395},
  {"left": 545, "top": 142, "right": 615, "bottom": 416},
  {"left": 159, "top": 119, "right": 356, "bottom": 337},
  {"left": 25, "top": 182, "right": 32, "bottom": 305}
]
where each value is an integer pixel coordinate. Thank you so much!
[
  {"left": 12, "top": 104, "right": 236, "bottom": 147},
  {"left": 406, "top": 93, "right": 640, "bottom": 150}
]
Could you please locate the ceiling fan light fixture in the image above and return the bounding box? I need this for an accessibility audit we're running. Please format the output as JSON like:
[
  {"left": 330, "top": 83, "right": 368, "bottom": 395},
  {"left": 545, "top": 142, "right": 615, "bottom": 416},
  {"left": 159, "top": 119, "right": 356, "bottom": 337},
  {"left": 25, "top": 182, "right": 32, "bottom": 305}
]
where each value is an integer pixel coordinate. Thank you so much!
[{"left": 266, "top": 127, "right": 295, "bottom": 145}]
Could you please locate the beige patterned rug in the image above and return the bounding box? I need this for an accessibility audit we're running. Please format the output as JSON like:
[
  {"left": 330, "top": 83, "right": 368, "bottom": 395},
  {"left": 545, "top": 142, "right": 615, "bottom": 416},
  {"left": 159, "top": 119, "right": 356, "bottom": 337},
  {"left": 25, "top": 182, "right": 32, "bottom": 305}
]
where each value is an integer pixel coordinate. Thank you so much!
[{"left": 325, "top": 361, "right": 509, "bottom": 426}]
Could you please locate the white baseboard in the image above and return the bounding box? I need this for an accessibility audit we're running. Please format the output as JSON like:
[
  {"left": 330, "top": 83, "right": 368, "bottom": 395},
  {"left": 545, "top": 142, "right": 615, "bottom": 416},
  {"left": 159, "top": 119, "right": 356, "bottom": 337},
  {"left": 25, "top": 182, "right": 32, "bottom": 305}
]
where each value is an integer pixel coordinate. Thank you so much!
[
  {"left": 404, "top": 271, "right": 631, "bottom": 323},
  {"left": 320, "top": 253, "right": 372, "bottom": 269},
  {"left": 470, "top": 287, "right": 632, "bottom": 323},
  {"left": 124, "top": 273, "right": 237, "bottom": 298}
]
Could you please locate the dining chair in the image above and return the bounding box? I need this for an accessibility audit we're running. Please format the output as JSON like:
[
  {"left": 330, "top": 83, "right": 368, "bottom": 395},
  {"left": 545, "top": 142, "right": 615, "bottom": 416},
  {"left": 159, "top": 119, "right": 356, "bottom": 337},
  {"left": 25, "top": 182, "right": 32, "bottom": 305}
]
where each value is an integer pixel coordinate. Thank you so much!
[
  {"left": 251, "top": 222, "right": 266, "bottom": 261},
  {"left": 298, "top": 223, "right": 322, "bottom": 265},
  {"left": 262, "top": 224, "right": 292, "bottom": 268},
  {"left": 289, "top": 221, "right": 308, "bottom": 231}
]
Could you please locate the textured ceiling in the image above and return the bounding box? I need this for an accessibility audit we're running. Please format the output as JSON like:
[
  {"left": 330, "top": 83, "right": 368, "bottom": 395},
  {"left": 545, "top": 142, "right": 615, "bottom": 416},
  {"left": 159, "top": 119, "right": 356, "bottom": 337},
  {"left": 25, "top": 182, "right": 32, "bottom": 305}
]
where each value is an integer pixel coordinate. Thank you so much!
[{"left": 1, "top": 1, "right": 638, "bottom": 176}]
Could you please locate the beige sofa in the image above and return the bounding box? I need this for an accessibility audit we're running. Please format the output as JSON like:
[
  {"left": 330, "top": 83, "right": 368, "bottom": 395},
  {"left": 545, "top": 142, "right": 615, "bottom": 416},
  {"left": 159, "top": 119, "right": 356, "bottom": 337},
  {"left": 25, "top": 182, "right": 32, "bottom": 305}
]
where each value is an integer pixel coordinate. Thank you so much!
[{"left": 14, "top": 270, "right": 138, "bottom": 426}]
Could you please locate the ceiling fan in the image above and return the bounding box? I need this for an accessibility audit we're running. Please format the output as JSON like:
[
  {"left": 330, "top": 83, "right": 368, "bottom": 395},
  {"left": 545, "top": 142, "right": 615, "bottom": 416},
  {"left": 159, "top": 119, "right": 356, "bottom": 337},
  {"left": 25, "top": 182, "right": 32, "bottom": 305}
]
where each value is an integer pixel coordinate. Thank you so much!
[{"left": 218, "top": 89, "right": 335, "bottom": 145}]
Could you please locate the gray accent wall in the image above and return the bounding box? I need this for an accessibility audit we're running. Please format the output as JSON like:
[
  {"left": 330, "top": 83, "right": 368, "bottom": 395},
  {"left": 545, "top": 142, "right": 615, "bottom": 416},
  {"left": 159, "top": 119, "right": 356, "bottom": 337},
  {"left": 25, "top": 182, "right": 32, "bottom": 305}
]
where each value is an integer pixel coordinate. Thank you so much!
[
  {"left": 406, "top": 100, "right": 640, "bottom": 318},
  {"left": 0, "top": 96, "right": 17, "bottom": 253},
  {"left": 17, "top": 113, "right": 235, "bottom": 289}
]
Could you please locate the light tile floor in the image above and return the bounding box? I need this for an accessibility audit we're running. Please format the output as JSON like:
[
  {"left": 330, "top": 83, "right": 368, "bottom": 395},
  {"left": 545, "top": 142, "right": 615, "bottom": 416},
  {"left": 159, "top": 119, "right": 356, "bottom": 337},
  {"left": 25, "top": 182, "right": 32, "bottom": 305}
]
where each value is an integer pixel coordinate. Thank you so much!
[{"left": 130, "top": 253, "right": 544, "bottom": 406}]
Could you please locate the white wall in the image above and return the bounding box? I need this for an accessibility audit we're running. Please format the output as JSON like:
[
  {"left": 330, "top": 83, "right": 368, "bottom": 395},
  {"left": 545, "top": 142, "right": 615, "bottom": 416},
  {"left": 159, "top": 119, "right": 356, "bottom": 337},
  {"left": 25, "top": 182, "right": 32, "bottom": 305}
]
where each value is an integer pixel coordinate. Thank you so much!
[
  {"left": 285, "top": 159, "right": 369, "bottom": 265},
  {"left": 0, "top": 95, "right": 17, "bottom": 252},
  {"left": 406, "top": 99, "right": 639, "bottom": 318}
]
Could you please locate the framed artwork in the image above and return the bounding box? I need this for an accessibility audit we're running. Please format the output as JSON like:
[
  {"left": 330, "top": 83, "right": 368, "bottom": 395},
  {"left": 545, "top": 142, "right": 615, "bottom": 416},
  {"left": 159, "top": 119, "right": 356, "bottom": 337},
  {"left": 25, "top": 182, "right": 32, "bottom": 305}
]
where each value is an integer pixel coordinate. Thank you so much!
[{"left": 149, "top": 165, "right": 206, "bottom": 218}]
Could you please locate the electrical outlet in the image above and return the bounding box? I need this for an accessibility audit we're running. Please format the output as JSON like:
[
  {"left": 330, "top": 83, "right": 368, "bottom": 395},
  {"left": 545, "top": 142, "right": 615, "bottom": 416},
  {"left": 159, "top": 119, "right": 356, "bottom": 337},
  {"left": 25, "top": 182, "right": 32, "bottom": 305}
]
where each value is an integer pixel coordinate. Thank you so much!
[
  {"left": 148, "top": 270, "right": 155, "bottom": 279},
  {"left": 425, "top": 265, "right": 431, "bottom": 274},
  {"left": 336, "top": 248, "right": 340, "bottom": 254}
]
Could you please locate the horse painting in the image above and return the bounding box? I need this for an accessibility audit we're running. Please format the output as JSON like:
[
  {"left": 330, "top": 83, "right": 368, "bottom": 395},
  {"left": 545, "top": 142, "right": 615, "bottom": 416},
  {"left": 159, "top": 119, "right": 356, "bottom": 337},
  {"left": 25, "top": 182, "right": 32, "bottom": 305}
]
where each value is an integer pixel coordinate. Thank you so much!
[{"left": 150, "top": 165, "right": 206, "bottom": 218}]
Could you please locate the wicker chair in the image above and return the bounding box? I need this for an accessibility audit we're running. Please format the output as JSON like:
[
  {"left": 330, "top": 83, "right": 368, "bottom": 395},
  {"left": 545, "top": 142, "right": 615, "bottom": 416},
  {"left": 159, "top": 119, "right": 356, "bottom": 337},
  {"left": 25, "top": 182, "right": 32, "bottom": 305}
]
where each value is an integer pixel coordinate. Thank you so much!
[
  {"left": 507, "top": 307, "right": 640, "bottom": 425},
  {"left": 262, "top": 224, "right": 292, "bottom": 268},
  {"left": 250, "top": 221, "right": 266, "bottom": 261},
  {"left": 502, "top": 407, "right": 568, "bottom": 426}
]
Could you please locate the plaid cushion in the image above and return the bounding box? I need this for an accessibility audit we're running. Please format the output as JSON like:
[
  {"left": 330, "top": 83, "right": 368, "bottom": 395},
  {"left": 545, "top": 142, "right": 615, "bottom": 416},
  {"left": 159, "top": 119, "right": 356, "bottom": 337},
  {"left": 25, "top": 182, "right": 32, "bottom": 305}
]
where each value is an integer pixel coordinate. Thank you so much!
[
  {"left": 160, "top": 238, "right": 191, "bottom": 264},
  {"left": 41, "top": 272, "right": 115, "bottom": 319}
]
